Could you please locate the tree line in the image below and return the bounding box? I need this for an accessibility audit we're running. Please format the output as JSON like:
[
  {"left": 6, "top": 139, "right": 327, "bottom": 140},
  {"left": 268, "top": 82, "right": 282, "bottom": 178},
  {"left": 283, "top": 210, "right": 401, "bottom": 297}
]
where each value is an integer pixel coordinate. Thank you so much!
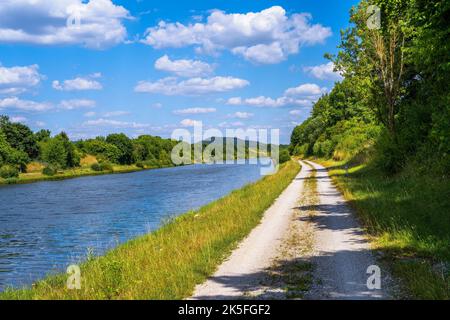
[
  {"left": 0, "top": 115, "right": 178, "bottom": 179},
  {"left": 290, "top": 0, "right": 449, "bottom": 174}
]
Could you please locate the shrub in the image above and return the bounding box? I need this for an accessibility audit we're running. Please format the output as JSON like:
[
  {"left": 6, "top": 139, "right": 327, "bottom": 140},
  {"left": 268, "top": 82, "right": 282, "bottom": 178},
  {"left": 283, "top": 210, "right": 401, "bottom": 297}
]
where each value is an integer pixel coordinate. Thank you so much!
[
  {"left": 91, "top": 163, "right": 102, "bottom": 172},
  {"left": 99, "top": 162, "right": 114, "bottom": 172},
  {"left": 279, "top": 149, "right": 291, "bottom": 164},
  {"left": 42, "top": 166, "right": 57, "bottom": 176},
  {"left": 0, "top": 165, "right": 19, "bottom": 179},
  {"left": 136, "top": 161, "right": 145, "bottom": 168}
]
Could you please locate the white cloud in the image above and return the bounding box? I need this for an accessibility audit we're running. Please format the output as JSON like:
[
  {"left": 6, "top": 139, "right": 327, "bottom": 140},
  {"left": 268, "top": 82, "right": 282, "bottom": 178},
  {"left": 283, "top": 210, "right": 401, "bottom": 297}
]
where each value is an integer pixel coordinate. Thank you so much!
[
  {"left": 59, "top": 99, "right": 96, "bottom": 109},
  {"left": 142, "top": 6, "right": 331, "bottom": 64},
  {"left": 35, "top": 121, "right": 46, "bottom": 127},
  {"left": 155, "top": 55, "right": 214, "bottom": 77},
  {"left": 52, "top": 75, "right": 102, "bottom": 91},
  {"left": 304, "top": 62, "right": 342, "bottom": 81},
  {"left": 103, "top": 110, "right": 130, "bottom": 117},
  {"left": 227, "top": 96, "right": 312, "bottom": 108},
  {"left": 226, "top": 83, "right": 326, "bottom": 109},
  {"left": 218, "top": 121, "right": 244, "bottom": 128},
  {"left": 84, "top": 111, "right": 96, "bottom": 117},
  {"left": 10, "top": 116, "right": 27, "bottom": 123},
  {"left": 173, "top": 107, "right": 216, "bottom": 115},
  {"left": 83, "top": 118, "right": 150, "bottom": 129},
  {"left": 284, "top": 83, "right": 327, "bottom": 97},
  {"left": 0, "top": 0, "right": 130, "bottom": 49},
  {"left": 152, "top": 102, "right": 163, "bottom": 109},
  {"left": 180, "top": 118, "right": 202, "bottom": 127},
  {"left": 135, "top": 76, "right": 249, "bottom": 96},
  {"left": 231, "top": 111, "right": 254, "bottom": 119},
  {"left": 289, "top": 109, "right": 302, "bottom": 116},
  {"left": 0, "top": 97, "right": 52, "bottom": 111},
  {"left": 0, "top": 64, "right": 43, "bottom": 94}
]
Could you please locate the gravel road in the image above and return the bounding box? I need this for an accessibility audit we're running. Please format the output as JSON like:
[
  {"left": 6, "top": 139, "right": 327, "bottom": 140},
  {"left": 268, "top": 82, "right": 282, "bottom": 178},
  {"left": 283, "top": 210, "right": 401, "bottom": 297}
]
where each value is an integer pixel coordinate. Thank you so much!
[{"left": 191, "top": 160, "right": 392, "bottom": 300}]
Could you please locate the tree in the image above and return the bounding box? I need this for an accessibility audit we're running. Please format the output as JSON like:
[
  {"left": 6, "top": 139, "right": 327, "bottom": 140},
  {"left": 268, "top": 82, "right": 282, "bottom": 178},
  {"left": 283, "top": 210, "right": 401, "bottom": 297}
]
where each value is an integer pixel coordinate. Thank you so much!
[
  {"left": 35, "top": 129, "right": 51, "bottom": 142},
  {"left": 106, "top": 133, "right": 133, "bottom": 165},
  {"left": 0, "top": 131, "right": 29, "bottom": 171},
  {"left": 40, "top": 138, "right": 67, "bottom": 168},
  {"left": 0, "top": 116, "right": 39, "bottom": 159}
]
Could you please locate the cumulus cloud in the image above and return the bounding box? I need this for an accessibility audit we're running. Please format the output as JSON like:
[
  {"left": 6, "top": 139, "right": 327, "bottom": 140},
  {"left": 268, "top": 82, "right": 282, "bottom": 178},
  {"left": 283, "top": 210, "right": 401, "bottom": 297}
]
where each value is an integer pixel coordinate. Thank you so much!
[
  {"left": 226, "top": 96, "right": 311, "bottom": 108},
  {"left": 59, "top": 99, "right": 96, "bottom": 109},
  {"left": 289, "top": 109, "right": 302, "bottom": 116},
  {"left": 173, "top": 107, "right": 216, "bottom": 115},
  {"left": 304, "top": 62, "right": 343, "bottom": 81},
  {"left": 155, "top": 55, "right": 214, "bottom": 77},
  {"left": 53, "top": 74, "right": 103, "bottom": 91},
  {"left": 83, "top": 118, "right": 150, "bottom": 129},
  {"left": 0, "top": 0, "right": 131, "bottom": 49},
  {"left": 134, "top": 76, "right": 249, "bottom": 96},
  {"left": 0, "top": 64, "right": 43, "bottom": 94},
  {"left": 284, "top": 83, "right": 327, "bottom": 97},
  {"left": 218, "top": 121, "right": 244, "bottom": 128},
  {"left": 103, "top": 110, "right": 130, "bottom": 117},
  {"left": 231, "top": 111, "right": 254, "bottom": 119},
  {"left": 142, "top": 6, "right": 331, "bottom": 64},
  {"left": 180, "top": 118, "right": 202, "bottom": 127},
  {"left": 10, "top": 116, "right": 27, "bottom": 123},
  {"left": 84, "top": 111, "right": 96, "bottom": 117},
  {"left": 227, "top": 83, "right": 326, "bottom": 108},
  {"left": 0, "top": 97, "right": 52, "bottom": 111}
]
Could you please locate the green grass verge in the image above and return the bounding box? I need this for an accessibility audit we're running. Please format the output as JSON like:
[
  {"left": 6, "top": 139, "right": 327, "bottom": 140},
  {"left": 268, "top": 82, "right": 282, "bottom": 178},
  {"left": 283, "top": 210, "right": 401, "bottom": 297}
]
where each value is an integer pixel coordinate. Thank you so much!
[
  {"left": 0, "top": 160, "right": 300, "bottom": 300},
  {"left": 316, "top": 158, "right": 450, "bottom": 299},
  {"left": 0, "top": 164, "right": 174, "bottom": 186}
]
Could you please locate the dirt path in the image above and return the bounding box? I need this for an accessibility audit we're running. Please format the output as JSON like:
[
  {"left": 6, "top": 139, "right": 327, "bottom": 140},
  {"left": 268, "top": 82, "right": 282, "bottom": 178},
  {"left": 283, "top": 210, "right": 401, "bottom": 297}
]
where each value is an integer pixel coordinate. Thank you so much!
[
  {"left": 191, "top": 161, "right": 308, "bottom": 299},
  {"left": 303, "top": 160, "right": 390, "bottom": 299},
  {"left": 191, "top": 160, "right": 392, "bottom": 300}
]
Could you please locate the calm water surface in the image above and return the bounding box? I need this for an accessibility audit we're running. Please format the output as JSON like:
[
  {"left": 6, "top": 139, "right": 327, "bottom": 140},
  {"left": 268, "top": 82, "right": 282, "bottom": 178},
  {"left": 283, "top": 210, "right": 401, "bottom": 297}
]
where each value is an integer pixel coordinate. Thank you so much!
[{"left": 0, "top": 162, "right": 266, "bottom": 291}]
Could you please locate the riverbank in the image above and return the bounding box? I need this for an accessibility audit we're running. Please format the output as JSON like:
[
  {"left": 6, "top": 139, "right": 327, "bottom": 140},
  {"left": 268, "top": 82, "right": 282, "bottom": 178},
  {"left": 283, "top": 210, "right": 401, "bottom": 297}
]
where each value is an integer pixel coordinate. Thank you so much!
[
  {"left": 0, "top": 163, "right": 174, "bottom": 186},
  {"left": 0, "top": 160, "right": 300, "bottom": 300},
  {"left": 313, "top": 158, "right": 450, "bottom": 299}
]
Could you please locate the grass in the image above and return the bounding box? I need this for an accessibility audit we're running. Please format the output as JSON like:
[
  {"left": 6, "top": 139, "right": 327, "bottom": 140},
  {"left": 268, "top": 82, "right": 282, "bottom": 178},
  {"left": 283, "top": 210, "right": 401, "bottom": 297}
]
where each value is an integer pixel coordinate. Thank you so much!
[
  {"left": 0, "top": 160, "right": 300, "bottom": 300},
  {"left": 0, "top": 160, "right": 173, "bottom": 186},
  {"left": 315, "top": 158, "right": 450, "bottom": 299}
]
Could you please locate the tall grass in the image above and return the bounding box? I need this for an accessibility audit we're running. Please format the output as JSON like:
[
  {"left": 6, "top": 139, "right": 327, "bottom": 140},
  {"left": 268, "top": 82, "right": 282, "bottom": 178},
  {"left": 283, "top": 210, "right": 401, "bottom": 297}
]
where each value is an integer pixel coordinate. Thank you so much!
[
  {"left": 318, "top": 159, "right": 450, "bottom": 299},
  {"left": 0, "top": 160, "right": 300, "bottom": 300}
]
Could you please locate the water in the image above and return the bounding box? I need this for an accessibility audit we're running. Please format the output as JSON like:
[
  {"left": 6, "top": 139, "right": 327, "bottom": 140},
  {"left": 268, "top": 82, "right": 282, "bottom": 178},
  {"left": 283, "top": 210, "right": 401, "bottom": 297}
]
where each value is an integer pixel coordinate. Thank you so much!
[{"left": 0, "top": 162, "right": 266, "bottom": 291}]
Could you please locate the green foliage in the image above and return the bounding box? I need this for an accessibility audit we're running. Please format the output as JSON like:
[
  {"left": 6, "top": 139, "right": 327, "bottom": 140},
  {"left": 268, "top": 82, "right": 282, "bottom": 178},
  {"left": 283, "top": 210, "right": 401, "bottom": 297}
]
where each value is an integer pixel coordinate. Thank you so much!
[
  {"left": 279, "top": 149, "right": 291, "bottom": 164},
  {"left": 82, "top": 139, "right": 121, "bottom": 163},
  {"left": 40, "top": 137, "right": 67, "bottom": 169},
  {"left": 290, "top": 0, "right": 450, "bottom": 175},
  {"left": 91, "top": 163, "right": 102, "bottom": 172},
  {"left": 0, "top": 165, "right": 19, "bottom": 179},
  {"left": 0, "top": 116, "right": 39, "bottom": 159},
  {"left": 0, "top": 131, "right": 29, "bottom": 170},
  {"left": 42, "top": 166, "right": 57, "bottom": 176},
  {"left": 106, "top": 133, "right": 133, "bottom": 165}
]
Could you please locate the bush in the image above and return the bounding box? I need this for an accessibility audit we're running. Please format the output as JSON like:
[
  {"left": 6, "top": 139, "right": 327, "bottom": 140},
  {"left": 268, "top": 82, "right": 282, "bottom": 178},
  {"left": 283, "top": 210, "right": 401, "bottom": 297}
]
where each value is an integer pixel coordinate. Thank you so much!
[
  {"left": 42, "top": 166, "right": 57, "bottom": 176},
  {"left": 91, "top": 162, "right": 114, "bottom": 172},
  {"left": 99, "top": 162, "right": 113, "bottom": 172},
  {"left": 0, "top": 165, "right": 19, "bottom": 179},
  {"left": 136, "top": 161, "right": 145, "bottom": 168},
  {"left": 91, "top": 163, "right": 102, "bottom": 172},
  {"left": 279, "top": 149, "right": 291, "bottom": 164}
]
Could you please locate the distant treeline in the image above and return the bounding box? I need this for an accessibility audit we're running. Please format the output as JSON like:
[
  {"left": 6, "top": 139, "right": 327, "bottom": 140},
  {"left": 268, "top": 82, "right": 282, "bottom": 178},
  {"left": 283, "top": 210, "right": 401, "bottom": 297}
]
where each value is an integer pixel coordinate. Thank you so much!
[
  {"left": 0, "top": 115, "right": 178, "bottom": 179},
  {"left": 0, "top": 115, "right": 290, "bottom": 180}
]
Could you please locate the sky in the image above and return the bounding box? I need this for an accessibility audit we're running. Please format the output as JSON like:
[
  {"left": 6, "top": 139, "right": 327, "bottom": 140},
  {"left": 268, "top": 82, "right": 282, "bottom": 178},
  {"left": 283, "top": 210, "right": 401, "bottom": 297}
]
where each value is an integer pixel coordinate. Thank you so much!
[{"left": 0, "top": 0, "right": 359, "bottom": 144}]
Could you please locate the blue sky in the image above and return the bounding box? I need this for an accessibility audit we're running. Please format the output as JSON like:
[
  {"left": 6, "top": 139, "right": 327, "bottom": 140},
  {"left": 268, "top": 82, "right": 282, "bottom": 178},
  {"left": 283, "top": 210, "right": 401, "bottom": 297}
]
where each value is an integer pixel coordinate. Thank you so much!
[{"left": 0, "top": 0, "right": 359, "bottom": 143}]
